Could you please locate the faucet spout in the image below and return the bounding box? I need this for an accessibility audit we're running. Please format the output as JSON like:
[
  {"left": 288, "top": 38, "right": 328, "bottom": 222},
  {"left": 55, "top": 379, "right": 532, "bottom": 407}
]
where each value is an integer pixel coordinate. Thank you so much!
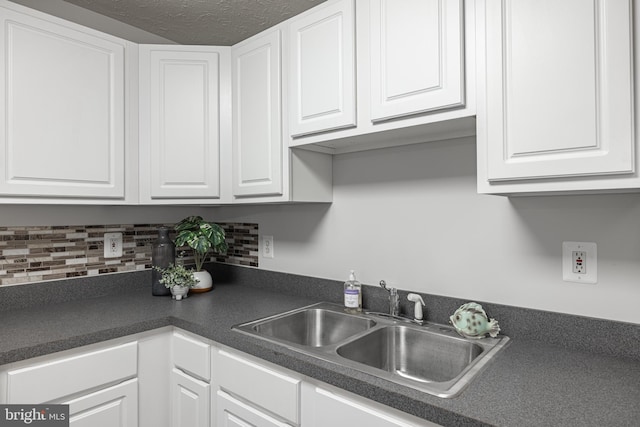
[
  {"left": 389, "top": 288, "right": 399, "bottom": 316},
  {"left": 379, "top": 280, "right": 399, "bottom": 316}
]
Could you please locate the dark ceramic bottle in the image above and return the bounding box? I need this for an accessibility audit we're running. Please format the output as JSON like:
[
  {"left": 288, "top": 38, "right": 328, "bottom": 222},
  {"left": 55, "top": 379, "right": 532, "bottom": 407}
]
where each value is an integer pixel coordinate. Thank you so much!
[{"left": 151, "top": 227, "right": 175, "bottom": 296}]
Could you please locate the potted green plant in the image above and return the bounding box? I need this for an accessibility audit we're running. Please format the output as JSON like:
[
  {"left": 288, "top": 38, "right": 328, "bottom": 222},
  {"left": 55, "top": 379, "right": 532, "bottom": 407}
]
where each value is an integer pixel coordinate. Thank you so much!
[
  {"left": 174, "top": 216, "right": 228, "bottom": 292},
  {"left": 153, "top": 263, "right": 199, "bottom": 301}
]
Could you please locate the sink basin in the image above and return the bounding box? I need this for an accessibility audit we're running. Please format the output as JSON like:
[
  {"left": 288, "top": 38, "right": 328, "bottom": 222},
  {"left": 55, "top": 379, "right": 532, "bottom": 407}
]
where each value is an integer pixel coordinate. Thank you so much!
[
  {"left": 242, "top": 306, "right": 376, "bottom": 347},
  {"left": 233, "top": 302, "right": 509, "bottom": 398},
  {"left": 337, "top": 326, "right": 483, "bottom": 383}
]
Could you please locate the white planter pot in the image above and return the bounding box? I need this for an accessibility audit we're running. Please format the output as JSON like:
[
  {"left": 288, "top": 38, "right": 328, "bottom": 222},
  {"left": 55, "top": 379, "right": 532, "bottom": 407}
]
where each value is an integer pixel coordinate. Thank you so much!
[
  {"left": 170, "top": 286, "right": 189, "bottom": 301},
  {"left": 192, "top": 270, "right": 213, "bottom": 293}
]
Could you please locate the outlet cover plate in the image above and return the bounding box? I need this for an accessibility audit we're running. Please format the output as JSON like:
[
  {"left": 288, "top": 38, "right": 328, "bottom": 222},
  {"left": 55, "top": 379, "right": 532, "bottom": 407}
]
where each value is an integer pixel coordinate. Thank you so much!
[
  {"left": 104, "top": 232, "right": 123, "bottom": 258},
  {"left": 562, "top": 241, "right": 597, "bottom": 284},
  {"left": 262, "top": 235, "right": 274, "bottom": 259}
]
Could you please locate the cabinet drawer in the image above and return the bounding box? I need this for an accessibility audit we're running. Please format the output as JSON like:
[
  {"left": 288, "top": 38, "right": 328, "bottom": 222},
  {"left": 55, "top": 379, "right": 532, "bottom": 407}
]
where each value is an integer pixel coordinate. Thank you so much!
[
  {"left": 217, "top": 390, "right": 293, "bottom": 427},
  {"left": 173, "top": 331, "right": 210, "bottom": 381},
  {"left": 217, "top": 350, "right": 300, "bottom": 424},
  {"left": 6, "top": 342, "right": 137, "bottom": 403}
]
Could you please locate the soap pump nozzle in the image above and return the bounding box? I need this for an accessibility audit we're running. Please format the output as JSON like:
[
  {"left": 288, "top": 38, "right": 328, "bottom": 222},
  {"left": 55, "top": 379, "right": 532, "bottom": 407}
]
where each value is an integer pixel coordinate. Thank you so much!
[{"left": 407, "top": 293, "right": 426, "bottom": 322}]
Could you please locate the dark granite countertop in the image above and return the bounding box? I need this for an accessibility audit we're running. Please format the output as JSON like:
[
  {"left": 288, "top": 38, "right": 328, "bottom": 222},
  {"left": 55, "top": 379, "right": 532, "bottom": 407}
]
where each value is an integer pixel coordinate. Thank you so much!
[{"left": 1, "top": 268, "right": 639, "bottom": 427}]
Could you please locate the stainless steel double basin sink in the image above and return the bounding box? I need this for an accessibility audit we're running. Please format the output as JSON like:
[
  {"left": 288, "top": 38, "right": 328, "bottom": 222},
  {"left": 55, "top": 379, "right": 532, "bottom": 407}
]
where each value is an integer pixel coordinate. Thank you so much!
[{"left": 233, "top": 302, "right": 509, "bottom": 398}]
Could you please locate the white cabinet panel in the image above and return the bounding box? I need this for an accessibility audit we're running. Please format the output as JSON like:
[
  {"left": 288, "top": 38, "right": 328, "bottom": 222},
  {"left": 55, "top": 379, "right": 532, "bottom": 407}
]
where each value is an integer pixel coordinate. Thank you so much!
[
  {"left": 217, "top": 391, "right": 292, "bottom": 427},
  {"left": 138, "top": 330, "right": 171, "bottom": 427},
  {"left": 171, "top": 368, "right": 210, "bottom": 427},
  {"left": 0, "top": 4, "right": 126, "bottom": 199},
  {"left": 304, "top": 386, "right": 439, "bottom": 427},
  {"left": 288, "top": 0, "right": 356, "bottom": 136},
  {"left": 172, "top": 331, "right": 210, "bottom": 382},
  {"left": 478, "top": 0, "right": 635, "bottom": 189},
  {"left": 370, "top": 0, "right": 464, "bottom": 121},
  {"left": 288, "top": 0, "right": 475, "bottom": 154},
  {"left": 139, "top": 45, "right": 228, "bottom": 202},
  {"left": 6, "top": 342, "right": 137, "bottom": 404},
  {"left": 216, "top": 350, "right": 300, "bottom": 425},
  {"left": 232, "top": 29, "right": 283, "bottom": 198},
  {"left": 66, "top": 378, "right": 138, "bottom": 427}
]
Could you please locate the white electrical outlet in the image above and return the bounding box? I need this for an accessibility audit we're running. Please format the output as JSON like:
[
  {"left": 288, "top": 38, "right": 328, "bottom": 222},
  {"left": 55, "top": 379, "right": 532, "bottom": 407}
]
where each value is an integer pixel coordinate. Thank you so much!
[
  {"left": 104, "top": 232, "right": 123, "bottom": 258},
  {"left": 262, "top": 235, "right": 274, "bottom": 259},
  {"left": 562, "top": 242, "right": 597, "bottom": 284},
  {"left": 572, "top": 251, "right": 586, "bottom": 274}
]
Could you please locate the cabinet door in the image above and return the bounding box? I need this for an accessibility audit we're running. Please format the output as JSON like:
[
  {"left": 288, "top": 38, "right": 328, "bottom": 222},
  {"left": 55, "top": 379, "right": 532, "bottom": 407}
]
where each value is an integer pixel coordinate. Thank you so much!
[
  {"left": 369, "top": 0, "right": 464, "bottom": 121},
  {"left": 139, "top": 45, "right": 224, "bottom": 202},
  {"left": 216, "top": 350, "right": 300, "bottom": 425},
  {"left": 5, "top": 341, "right": 137, "bottom": 404},
  {"left": 0, "top": 5, "right": 125, "bottom": 199},
  {"left": 171, "top": 368, "right": 210, "bottom": 427},
  {"left": 480, "top": 0, "right": 634, "bottom": 183},
  {"left": 289, "top": 0, "right": 356, "bottom": 137},
  {"left": 217, "top": 391, "right": 292, "bottom": 427},
  {"left": 65, "top": 379, "right": 138, "bottom": 427},
  {"left": 304, "top": 386, "right": 438, "bottom": 427},
  {"left": 232, "top": 30, "right": 283, "bottom": 198}
]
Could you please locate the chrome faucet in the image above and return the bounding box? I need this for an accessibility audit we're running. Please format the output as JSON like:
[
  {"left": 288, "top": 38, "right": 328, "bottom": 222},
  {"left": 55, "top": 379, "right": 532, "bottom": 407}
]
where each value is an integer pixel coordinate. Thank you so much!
[{"left": 379, "top": 280, "right": 399, "bottom": 316}]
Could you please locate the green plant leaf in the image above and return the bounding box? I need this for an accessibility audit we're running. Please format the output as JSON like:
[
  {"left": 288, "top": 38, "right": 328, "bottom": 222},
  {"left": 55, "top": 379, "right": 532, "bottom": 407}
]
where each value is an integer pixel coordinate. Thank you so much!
[{"left": 172, "top": 216, "right": 228, "bottom": 270}]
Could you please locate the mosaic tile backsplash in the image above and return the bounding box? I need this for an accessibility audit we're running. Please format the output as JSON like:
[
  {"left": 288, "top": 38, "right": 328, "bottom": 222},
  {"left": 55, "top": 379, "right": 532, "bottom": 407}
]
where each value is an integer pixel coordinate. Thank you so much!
[{"left": 0, "top": 223, "right": 258, "bottom": 286}]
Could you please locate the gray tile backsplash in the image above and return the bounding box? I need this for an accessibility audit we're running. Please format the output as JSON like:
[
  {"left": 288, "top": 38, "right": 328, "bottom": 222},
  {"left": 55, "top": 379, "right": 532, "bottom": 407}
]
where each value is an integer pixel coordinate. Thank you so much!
[{"left": 0, "top": 222, "right": 258, "bottom": 286}]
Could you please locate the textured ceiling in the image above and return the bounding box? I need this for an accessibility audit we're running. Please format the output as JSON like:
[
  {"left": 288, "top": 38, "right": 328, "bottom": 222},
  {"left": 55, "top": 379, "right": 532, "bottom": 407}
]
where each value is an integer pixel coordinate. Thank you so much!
[{"left": 61, "top": 0, "right": 327, "bottom": 45}]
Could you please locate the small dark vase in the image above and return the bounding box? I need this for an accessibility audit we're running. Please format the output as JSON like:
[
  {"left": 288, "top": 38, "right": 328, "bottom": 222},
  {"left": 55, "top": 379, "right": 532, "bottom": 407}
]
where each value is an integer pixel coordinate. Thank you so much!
[{"left": 151, "top": 227, "right": 175, "bottom": 296}]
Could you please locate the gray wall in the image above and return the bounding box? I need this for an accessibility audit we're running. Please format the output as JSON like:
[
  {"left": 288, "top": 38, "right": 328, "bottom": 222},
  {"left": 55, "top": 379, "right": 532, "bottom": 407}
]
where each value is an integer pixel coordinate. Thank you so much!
[
  {"left": 2, "top": 137, "right": 639, "bottom": 323},
  {"left": 211, "top": 137, "right": 640, "bottom": 324}
]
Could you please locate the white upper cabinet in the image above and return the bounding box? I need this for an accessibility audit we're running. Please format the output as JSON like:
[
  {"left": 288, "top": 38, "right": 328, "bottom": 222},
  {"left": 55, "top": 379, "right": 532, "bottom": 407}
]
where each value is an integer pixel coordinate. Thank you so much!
[
  {"left": 139, "top": 45, "right": 231, "bottom": 203},
  {"left": 0, "top": 2, "right": 129, "bottom": 201},
  {"left": 369, "top": 0, "right": 464, "bottom": 122},
  {"left": 477, "top": 0, "right": 638, "bottom": 194},
  {"left": 288, "top": 0, "right": 356, "bottom": 137},
  {"left": 231, "top": 26, "right": 332, "bottom": 204},
  {"left": 232, "top": 29, "right": 283, "bottom": 198},
  {"left": 289, "top": 0, "right": 474, "bottom": 154}
]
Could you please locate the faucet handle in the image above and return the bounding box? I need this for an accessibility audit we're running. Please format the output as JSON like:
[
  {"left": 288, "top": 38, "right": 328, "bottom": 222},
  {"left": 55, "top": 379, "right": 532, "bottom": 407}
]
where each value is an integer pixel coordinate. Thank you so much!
[{"left": 380, "top": 280, "right": 397, "bottom": 293}]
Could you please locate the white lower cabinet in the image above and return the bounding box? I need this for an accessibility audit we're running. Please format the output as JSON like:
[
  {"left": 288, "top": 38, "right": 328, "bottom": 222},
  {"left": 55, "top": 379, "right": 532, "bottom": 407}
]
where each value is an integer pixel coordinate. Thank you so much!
[
  {"left": 171, "top": 330, "right": 211, "bottom": 427},
  {"left": 211, "top": 346, "right": 438, "bottom": 427},
  {"left": 171, "top": 368, "right": 210, "bottom": 427},
  {"left": 217, "top": 391, "right": 292, "bottom": 427},
  {"left": 302, "top": 384, "right": 439, "bottom": 427},
  {"left": 0, "top": 328, "right": 440, "bottom": 427},
  {"left": 0, "top": 340, "right": 140, "bottom": 427},
  {"left": 65, "top": 378, "right": 138, "bottom": 427},
  {"left": 0, "top": 342, "right": 137, "bottom": 404},
  {"left": 213, "top": 348, "right": 301, "bottom": 426}
]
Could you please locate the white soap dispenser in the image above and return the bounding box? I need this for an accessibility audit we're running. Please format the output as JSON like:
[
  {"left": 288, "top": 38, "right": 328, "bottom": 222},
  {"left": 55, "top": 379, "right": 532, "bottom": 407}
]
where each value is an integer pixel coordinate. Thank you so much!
[
  {"left": 407, "top": 293, "right": 426, "bottom": 322},
  {"left": 344, "top": 270, "right": 362, "bottom": 313}
]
